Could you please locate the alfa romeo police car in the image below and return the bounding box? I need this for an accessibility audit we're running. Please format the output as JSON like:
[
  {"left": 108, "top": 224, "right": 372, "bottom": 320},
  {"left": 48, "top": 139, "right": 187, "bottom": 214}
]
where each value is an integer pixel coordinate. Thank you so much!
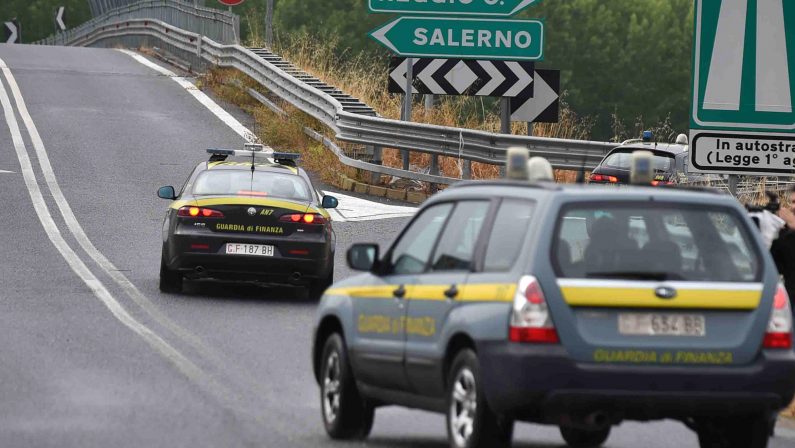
[
  {"left": 157, "top": 144, "right": 338, "bottom": 298},
  {"left": 311, "top": 152, "right": 795, "bottom": 448}
]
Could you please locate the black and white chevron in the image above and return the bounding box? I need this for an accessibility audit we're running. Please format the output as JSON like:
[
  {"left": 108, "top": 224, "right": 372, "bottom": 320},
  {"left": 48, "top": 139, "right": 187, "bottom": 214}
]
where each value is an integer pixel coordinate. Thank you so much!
[
  {"left": 388, "top": 57, "right": 534, "bottom": 98},
  {"left": 510, "top": 69, "right": 560, "bottom": 123}
]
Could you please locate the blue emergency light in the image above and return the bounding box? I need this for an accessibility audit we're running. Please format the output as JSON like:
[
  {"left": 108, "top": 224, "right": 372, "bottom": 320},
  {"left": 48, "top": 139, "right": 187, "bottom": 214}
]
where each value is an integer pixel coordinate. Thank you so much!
[{"left": 642, "top": 131, "right": 654, "bottom": 142}]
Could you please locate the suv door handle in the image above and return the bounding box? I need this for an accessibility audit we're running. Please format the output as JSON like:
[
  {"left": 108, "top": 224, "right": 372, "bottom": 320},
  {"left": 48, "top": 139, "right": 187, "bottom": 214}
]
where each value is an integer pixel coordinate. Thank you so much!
[
  {"left": 393, "top": 285, "right": 406, "bottom": 299},
  {"left": 444, "top": 285, "right": 459, "bottom": 299}
]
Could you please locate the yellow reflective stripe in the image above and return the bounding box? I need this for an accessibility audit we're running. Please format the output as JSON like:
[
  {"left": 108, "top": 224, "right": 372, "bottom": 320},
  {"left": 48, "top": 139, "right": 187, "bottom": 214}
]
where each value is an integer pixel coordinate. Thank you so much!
[
  {"left": 459, "top": 283, "right": 517, "bottom": 302},
  {"left": 325, "top": 283, "right": 516, "bottom": 302},
  {"left": 559, "top": 286, "right": 762, "bottom": 310},
  {"left": 325, "top": 286, "right": 396, "bottom": 299},
  {"left": 169, "top": 197, "right": 310, "bottom": 212}
]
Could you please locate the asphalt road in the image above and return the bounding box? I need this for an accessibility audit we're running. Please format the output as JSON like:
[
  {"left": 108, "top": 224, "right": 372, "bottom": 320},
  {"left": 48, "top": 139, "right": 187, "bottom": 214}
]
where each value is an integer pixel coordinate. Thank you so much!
[{"left": 0, "top": 43, "right": 793, "bottom": 448}]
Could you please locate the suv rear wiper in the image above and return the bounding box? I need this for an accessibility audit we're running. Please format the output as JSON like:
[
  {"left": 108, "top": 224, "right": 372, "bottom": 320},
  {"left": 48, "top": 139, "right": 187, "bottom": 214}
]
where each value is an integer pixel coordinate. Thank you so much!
[{"left": 585, "top": 271, "right": 678, "bottom": 281}]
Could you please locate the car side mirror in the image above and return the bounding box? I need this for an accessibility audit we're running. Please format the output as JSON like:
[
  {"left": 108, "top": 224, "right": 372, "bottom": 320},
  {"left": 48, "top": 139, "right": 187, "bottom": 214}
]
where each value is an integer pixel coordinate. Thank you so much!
[
  {"left": 158, "top": 186, "right": 176, "bottom": 200},
  {"left": 347, "top": 243, "right": 379, "bottom": 272},
  {"left": 322, "top": 195, "right": 339, "bottom": 209}
]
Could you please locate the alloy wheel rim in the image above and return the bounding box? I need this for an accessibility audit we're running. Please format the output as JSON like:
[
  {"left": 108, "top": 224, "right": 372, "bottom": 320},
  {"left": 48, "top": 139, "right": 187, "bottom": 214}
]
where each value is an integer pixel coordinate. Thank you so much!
[
  {"left": 449, "top": 367, "right": 477, "bottom": 447},
  {"left": 322, "top": 351, "right": 341, "bottom": 424}
]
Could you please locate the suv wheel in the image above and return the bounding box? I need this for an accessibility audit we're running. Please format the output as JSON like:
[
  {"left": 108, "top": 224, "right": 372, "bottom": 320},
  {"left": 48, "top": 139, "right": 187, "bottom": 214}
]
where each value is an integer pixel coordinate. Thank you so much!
[
  {"left": 159, "top": 251, "right": 183, "bottom": 293},
  {"left": 560, "top": 426, "right": 611, "bottom": 447},
  {"left": 320, "top": 333, "right": 374, "bottom": 440},
  {"left": 696, "top": 413, "right": 770, "bottom": 448},
  {"left": 446, "top": 349, "right": 513, "bottom": 448}
]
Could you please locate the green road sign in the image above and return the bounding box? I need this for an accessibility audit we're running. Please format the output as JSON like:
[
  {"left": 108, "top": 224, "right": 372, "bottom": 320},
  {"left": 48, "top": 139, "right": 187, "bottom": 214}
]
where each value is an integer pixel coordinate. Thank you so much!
[
  {"left": 369, "top": 17, "right": 544, "bottom": 61},
  {"left": 690, "top": 0, "right": 795, "bottom": 175},
  {"left": 368, "top": 0, "right": 540, "bottom": 17}
]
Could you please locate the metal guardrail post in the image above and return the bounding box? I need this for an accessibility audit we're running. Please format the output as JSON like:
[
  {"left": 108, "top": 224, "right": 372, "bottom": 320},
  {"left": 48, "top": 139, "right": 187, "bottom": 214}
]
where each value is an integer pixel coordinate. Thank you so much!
[
  {"left": 401, "top": 57, "right": 414, "bottom": 171},
  {"left": 370, "top": 146, "right": 383, "bottom": 185},
  {"left": 499, "top": 97, "right": 510, "bottom": 177},
  {"left": 463, "top": 160, "right": 472, "bottom": 179}
]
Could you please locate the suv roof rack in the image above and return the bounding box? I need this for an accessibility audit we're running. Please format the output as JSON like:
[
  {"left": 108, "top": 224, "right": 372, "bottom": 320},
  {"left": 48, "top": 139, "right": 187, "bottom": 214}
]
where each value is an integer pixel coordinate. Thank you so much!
[{"left": 448, "top": 179, "right": 562, "bottom": 191}]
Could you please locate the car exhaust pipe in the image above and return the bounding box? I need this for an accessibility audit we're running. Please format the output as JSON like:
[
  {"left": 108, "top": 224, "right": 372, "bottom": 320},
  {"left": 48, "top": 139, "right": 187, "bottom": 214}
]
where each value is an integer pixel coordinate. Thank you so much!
[{"left": 290, "top": 272, "right": 302, "bottom": 283}]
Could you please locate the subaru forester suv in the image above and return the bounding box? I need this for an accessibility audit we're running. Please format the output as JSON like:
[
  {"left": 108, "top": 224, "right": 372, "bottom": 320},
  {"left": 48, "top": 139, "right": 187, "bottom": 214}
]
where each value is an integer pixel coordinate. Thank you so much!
[{"left": 312, "top": 180, "right": 795, "bottom": 448}]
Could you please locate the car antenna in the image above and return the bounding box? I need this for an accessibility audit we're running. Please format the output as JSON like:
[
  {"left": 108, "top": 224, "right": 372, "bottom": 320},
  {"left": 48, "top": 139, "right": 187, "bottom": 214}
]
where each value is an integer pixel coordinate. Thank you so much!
[{"left": 250, "top": 145, "right": 256, "bottom": 193}]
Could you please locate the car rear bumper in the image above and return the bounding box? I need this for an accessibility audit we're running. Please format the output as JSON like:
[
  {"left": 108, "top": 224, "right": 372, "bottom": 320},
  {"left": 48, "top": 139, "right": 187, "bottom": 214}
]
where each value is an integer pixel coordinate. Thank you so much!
[
  {"left": 165, "top": 230, "right": 332, "bottom": 284},
  {"left": 479, "top": 341, "right": 795, "bottom": 421}
]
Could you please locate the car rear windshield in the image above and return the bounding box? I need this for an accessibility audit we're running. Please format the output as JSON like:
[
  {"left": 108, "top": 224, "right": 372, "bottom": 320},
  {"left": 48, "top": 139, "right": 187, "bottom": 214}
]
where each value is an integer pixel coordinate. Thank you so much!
[
  {"left": 192, "top": 170, "right": 312, "bottom": 201},
  {"left": 602, "top": 150, "right": 674, "bottom": 172},
  {"left": 553, "top": 204, "right": 760, "bottom": 282}
]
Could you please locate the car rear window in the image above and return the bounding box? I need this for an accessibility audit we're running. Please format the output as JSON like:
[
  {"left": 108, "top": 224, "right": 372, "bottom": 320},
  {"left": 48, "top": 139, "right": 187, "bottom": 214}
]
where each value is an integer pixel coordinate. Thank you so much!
[
  {"left": 192, "top": 170, "right": 312, "bottom": 201},
  {"left": 553, "top": 204, "right": 760, "bottom": 282},
  {"left": 602, "top": 150, "right": 674, "bottom": 172}
]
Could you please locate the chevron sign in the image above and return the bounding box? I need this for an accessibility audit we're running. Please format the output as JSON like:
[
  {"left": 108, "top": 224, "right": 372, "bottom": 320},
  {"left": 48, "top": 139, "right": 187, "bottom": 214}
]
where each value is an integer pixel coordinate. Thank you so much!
[
  {"left": 388, "top": 57, "right": 534, "bottom": 98},
  {"left": 690, "top": 0, "right": 795, "bottom": 175}
]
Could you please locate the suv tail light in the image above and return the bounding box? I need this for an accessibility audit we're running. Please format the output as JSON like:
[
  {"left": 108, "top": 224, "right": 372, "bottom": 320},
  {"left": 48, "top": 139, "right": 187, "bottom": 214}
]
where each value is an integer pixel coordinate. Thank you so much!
[
  {"left": 509, "top": 276, "right": 559, "bottom": 343},
  {"left": 177, "top": 206, "right": 224, "bottom": 218},
  {"left": 279, "top": 213, "right": 326, "bottom": 225},
  {"left": 763, "top": 284, "right": 793, "bottom": 349}
]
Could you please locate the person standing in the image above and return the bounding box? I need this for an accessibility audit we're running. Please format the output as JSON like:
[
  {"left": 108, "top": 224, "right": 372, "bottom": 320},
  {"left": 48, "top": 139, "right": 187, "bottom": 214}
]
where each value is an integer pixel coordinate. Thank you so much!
[{"left": 771, "top": 187, "right": 795, "bottom": 302}]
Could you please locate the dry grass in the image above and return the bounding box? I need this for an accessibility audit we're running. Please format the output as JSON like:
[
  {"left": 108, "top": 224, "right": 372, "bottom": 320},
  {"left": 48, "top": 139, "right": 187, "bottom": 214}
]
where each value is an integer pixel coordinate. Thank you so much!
[{"left": 273, "top": 34, "right": 596, "bottom": 181}]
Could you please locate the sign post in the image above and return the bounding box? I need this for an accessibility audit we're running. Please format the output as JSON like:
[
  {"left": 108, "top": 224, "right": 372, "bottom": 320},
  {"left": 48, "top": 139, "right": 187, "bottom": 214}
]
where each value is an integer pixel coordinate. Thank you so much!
[{"left": 689, "top": 0, "right": 795, "bottom": 176}]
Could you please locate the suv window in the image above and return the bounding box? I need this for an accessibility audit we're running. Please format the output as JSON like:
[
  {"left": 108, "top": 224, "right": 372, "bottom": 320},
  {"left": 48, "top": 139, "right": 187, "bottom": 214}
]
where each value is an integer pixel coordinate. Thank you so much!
[
  {"left": 603, "top": 149, "right": 674, "bottom": 172},
  {"left": 484, "top": 200, "right": 535, "bottom": 272},
  {"left": 554, "top": 204, "right": 760, "bottom": 282},
  {"left": 389, "top": 203, "right": 453, "bottom": 275},
  {"left": 431, "top": 201, "right": 490, "bottom": 272}
]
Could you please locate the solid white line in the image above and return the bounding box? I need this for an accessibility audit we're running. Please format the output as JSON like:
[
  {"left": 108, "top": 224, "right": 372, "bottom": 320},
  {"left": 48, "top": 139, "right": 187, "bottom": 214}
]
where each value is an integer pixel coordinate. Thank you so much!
[
  {"left": 0, "top": 169, "right": 14, "bottom": 173},
  {"left": 116, "top": 49, "right": 260, "bottom": 144},
  {"left": 703, "top": 0, "right": 748, "bottom": 111},
  {"left": 756, "top": 0, "right": 792, "bottom": 113},
  {"left": 0, "top": 60, "right": 215, "bottom": 391},
  {"left": 0, "top": 56, "right": 226, "bottom": 370}
]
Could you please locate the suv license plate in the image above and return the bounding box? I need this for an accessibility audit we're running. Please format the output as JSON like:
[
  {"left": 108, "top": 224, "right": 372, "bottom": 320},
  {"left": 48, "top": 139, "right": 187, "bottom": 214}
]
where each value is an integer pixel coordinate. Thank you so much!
[
  {"left": 619, "top": 313, "right": 705, "bottom": 337},
  {"left": 225, "top": 243, "right": 274, "bottom": 257}
]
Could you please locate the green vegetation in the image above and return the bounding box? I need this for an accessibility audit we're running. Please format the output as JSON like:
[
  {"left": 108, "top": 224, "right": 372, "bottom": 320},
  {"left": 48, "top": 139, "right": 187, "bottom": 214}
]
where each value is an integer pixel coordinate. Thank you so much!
[{"left": 1, "top": 0, "right": 91, "bottom": 43}]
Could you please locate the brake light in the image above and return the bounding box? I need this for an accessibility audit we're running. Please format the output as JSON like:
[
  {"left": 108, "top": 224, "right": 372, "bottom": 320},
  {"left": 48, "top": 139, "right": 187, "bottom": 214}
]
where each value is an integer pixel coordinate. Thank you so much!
[
  {"left": 590, "top": 174, "right": 618, "bottom": 183},
  {"left": 763, "top": 284, "right": 793, "bottom": 349},
  {"left": 509, "top": 276, "right": 559, "bottom": 344},
  {"left": 651, "top": 180, "right": 673, "bottom": 186},
  {"left": 178, "top": 206, "right": 224, "bottom": 218},
  {"left": 279, "top": 213, "right": 326, "bottom": 225}
]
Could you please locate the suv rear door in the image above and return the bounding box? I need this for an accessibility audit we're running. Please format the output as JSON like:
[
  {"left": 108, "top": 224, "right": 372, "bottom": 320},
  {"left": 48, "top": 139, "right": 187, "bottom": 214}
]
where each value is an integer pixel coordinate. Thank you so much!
[{"left": 549, "top": 202, "right": 768, "bottom": 366}]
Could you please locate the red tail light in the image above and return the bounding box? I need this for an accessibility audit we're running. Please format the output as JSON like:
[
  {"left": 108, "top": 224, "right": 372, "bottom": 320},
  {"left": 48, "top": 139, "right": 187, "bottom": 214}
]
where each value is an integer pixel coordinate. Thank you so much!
[
  {"left": 279, "top": 213, "right": 326, "bottom": 225},
  {"left": 509, "top": 276, "right": 559, "bottom": 344},
  {"left": 178, "top": 206, "right": 224, "bottom": 218},
  {"left": 651, "top": 180, "right": 674, "bottom": 186},
  {"left": 763, "top": 284, "right": 793, "bottom": 350},
  {"left": 590, "top": 174, "right": 618, "bottom": 183}
]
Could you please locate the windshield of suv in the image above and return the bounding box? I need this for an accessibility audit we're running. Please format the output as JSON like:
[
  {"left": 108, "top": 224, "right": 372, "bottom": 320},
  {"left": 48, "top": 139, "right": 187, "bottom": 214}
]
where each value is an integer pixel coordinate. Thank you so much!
[
  {"left": 554, "top": 204, "right": 760, "bottom": 282},
  {"left": 192, "top": 170, "right": 312, "bottom": 201},
  {"left": 602, "top": 150, "right": 674, "bottom": 172}
]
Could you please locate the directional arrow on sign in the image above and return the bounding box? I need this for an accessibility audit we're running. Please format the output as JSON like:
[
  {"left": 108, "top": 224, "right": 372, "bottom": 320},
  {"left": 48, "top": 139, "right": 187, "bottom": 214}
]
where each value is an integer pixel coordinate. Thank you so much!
[
  {"left": 370, "top": 17, "right": 544, "bottom": 61},
  {"left": 4, "top": 20, "right": 18, "bottom": 44},
  {"left": 389, "top": 57, "right": 534, "bottom": 98},
  {"left": 511, "top": 69, "right": 560, "bottom": 123},
  {"left": 55, "top": 7, "right": 66, "bottom": 32}
]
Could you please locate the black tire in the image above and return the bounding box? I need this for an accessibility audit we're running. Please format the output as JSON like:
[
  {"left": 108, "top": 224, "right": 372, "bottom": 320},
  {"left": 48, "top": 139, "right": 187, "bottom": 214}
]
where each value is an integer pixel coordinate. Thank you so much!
[
  {"left": 560, "top": 426, "right": 611, "bottom": 448},
  {"left": 159, "top": 252, "right": 183, "bottom": 293},
  {"left": 446, "top": 349, "right": 514, "bottom": 448},
  {"left": 696, "top": 413, "right": 770, "bottom": 448},
  {"left": 308, "top": 259, "right": 334, "bottom": 301},
  {"left": 319, "top": 333, "right": 374, "bottom": 440}
]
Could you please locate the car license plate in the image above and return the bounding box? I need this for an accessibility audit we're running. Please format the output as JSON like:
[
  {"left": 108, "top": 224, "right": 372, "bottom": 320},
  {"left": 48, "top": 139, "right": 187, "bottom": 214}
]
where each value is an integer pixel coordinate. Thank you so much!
[
  {"left": 225, "top": 243, "right": 274, "bottom": 257},
  {"left": 619, "top": 313, "right": 705, "bottom": 337}
]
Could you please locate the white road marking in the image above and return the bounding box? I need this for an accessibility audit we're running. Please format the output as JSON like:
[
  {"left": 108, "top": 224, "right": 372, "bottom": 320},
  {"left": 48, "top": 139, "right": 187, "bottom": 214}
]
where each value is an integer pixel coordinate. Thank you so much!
[
  {"left": 0, "top": 55, "right": 226, "bottom": 371},
  {"left": 756, "top": 0, "right": 792, "bottom": 113},
  {"left": 0, "top": 169, "right": 14, "bottom": 173},
  {"left": 117, "top": 49, "right": 259, "bottom": 144},
  {"left": 703, "top": 0, "right": 748, "bottom": 111},
  {"left": 0, "top": 58, "right": 218, "bottom": 394},
  {"left": 325, "top": 190, "right": 416, "bottom": 223}
]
